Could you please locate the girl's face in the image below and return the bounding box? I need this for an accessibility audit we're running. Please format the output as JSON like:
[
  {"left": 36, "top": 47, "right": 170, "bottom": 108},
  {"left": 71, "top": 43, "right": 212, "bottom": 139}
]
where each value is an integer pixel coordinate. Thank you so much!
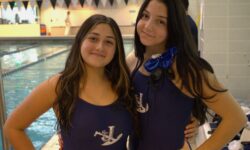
[
  {"left": 81, "top": 23, "right": 116, "bottom": 69},
  {"left": 137, "top": 0, "right": 168, "bottom": 50}
]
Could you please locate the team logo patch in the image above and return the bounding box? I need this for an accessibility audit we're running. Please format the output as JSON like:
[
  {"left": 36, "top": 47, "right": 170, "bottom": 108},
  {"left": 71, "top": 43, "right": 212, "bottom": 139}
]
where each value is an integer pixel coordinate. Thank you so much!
[
  {"left": 136, "top": 93, "right": 149, "bottom": 113},
  {"left": 94, "top": 126, "right": 123, "bottom": 146}
]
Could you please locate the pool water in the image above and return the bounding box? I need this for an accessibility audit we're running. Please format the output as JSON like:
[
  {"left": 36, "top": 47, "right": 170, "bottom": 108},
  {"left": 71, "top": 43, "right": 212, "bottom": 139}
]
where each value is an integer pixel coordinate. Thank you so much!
[{"left": 2, "top": 52, "right": 68, "bottom": 149}]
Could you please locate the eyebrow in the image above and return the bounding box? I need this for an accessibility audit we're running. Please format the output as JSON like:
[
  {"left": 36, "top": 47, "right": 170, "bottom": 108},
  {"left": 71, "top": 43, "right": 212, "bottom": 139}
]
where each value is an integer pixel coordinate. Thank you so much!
[
  {"left": 88, "top": 32, "right": 115, "bottom": 40},
  {"left": 144, "top": 10, "right": 167, "bottom": 19}
]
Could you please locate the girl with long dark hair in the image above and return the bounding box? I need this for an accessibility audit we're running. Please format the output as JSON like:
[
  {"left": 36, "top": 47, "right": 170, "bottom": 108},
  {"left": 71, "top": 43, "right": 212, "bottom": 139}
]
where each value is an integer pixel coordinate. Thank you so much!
[{"left": 127, "top": 0, "right": 247, "bottom": 149}]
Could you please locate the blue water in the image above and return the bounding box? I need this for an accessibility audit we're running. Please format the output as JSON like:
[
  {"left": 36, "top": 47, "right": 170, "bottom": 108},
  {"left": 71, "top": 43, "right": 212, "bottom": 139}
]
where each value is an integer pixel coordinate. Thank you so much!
[{"left": 2, "top": 51, "right": 68, "bottom": 150}]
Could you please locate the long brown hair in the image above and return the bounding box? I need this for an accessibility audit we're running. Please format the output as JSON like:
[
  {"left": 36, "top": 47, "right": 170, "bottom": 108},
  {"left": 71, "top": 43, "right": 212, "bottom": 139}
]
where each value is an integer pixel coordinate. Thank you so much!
[
  {"left": 132, "top": 0, "right": 227, "bottom": 125},
  {"left": 55, "top": 14, "right": 138, "bottom": 132}
]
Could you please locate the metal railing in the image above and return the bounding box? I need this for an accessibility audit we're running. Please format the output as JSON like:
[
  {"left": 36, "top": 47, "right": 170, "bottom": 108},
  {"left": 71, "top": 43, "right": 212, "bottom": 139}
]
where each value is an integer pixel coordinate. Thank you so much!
[{"left": 0, "top": 62, "right": 10, "bottom": 150}]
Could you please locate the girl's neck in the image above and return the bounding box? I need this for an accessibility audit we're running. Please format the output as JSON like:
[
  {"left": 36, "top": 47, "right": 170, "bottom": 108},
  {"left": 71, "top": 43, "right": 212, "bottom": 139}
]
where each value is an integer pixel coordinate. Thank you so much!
[
  {"left": 144, "top": 46, "right": 166, "bottom": 60},
  {"left": 79, "top": 65, "right": 116, "bottom": 105},
  {"left": 82, "top": 65, "right": 108, "bottom": 87}
]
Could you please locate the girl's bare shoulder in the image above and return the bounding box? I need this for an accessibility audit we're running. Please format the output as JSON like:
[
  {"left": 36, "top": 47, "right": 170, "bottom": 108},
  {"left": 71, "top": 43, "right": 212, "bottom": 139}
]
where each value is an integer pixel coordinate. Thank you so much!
[{"left": 126, "top": 50, "right": 137, "bottom": 72}]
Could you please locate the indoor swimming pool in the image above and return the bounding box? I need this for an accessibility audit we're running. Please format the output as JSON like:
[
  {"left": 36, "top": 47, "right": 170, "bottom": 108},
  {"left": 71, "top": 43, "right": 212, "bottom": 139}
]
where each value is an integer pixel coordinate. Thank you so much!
[{"left": 0, "top": 40, "right": 134, "bottom": 150}]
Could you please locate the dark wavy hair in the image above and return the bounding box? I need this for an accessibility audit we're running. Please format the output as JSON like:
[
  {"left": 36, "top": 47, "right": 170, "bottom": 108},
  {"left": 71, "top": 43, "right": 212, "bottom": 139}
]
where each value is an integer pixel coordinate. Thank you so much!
[
  {"left": 54, "top": 14, "right": 138, "bottom": 133},
  {"left": 132, "top": 0, "right": 227, "bottom": 125},
  {"left": 181, "top": 0, "right": 189, "bottom": 11}
]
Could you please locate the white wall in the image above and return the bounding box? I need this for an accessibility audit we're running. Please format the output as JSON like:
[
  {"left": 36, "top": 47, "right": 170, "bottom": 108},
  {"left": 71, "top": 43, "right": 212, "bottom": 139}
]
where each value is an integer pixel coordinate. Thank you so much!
[
  {"left": 188, "top": 0, "right": 200, "bottom": 24},
  {"left": 0, "top": 24, "right": 40, "bottom": 36},
  {"left": 40, "top": 0, "right": 142, "bottom": 27},
  {"left": 202, "top": 0, "right": 250, "bottom": 101}
]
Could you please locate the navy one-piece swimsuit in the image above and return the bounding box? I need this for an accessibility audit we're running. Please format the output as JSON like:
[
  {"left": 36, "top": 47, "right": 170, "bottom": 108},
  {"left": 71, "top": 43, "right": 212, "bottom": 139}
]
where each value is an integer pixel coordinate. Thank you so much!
[
  {"left": 134, "top": 71, "right": 195, "bottom": 150},
  {"left": 61, "top": 97, "right": 134, "bottom": 150}
]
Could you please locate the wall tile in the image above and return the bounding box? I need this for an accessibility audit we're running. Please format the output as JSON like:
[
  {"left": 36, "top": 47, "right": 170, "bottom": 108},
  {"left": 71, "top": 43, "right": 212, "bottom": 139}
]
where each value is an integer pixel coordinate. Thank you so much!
[
  {"left": 228, "top": 77, "right": 249, "bottom": 90},
  {"left": 204, "top": 29, "right": 228, "bottom": 40},
  {"left": 205, "top": 0, "right": 228, "bottom": 5},
  {"left": 204, "top": 40, "right": 228, "bottom": 53},
  {"left": 229, "top": 53, "right": 249, "bottom": 64},
  {"left": 229, "top": 3, "right": 250, "bottom": 17},
  {"left": 203, "top": 52, "right": 228, "bottom": 65},
  {"left": 229, "top": 0, "right": 250, "bottom": 3},
  {"left": 229, "top": 40, "right": 250, "bottom": 53},
  {"left": 229, "top": 29, "right": 250, "bottom": 40},
  {"left": 229, "top": 17, "right": 250, "bottom": 28},
  {"left": 204, "top": 17, "right": 228, "bottom": 29},
  {"left": 202, "top": 0, "right": 250, "bottom": 100},
  {"left": 228, "top": 65, "right": 250, "bottom": 76},
  {"left": 205, "top": 4, "right": 228, "bottom": 17}
]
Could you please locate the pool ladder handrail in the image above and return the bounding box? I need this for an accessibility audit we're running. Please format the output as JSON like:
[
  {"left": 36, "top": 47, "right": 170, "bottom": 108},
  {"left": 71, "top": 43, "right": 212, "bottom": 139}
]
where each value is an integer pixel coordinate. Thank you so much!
[{"left": 0, "top": 62, "right": 11, "bottom": 150}]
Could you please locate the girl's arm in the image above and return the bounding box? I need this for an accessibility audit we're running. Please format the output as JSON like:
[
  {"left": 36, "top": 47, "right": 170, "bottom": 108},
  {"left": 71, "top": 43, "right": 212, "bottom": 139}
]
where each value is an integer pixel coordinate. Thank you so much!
[
  {"left": 197, "top": 72, "right": 247, "bottom": 150},
  {"left": 3, "top": 75, "right": 59, "bottom": 150}
]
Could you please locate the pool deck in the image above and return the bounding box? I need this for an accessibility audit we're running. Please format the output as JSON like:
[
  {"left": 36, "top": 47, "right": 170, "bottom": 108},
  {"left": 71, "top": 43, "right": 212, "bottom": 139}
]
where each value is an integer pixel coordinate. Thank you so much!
[{"left": 41, "top": 134, "right": 60, "bottom": 150}]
